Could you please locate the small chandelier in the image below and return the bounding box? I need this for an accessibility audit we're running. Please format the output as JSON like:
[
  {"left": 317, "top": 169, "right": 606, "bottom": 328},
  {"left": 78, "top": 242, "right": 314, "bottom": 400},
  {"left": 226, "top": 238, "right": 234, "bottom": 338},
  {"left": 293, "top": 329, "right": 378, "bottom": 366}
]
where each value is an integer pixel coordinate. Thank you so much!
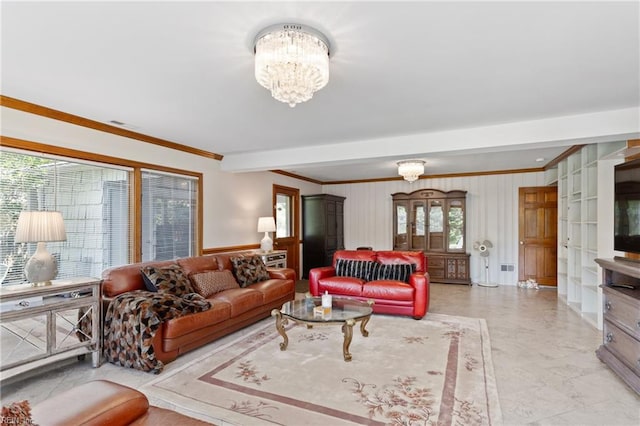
[
  {"left": 397, "top": 160, "right": 426, "bottom": 182},
  {"left": 254, "top": 23, "right": 330, "bottom": 108}
]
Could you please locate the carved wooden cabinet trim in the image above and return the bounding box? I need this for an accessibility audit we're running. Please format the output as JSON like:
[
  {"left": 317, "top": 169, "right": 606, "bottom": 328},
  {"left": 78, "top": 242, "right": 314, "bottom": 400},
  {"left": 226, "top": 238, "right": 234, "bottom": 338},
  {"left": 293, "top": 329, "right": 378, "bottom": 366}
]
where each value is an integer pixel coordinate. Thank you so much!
[{"left": 392, "top": 189, "right": 470, "bottom": 285}]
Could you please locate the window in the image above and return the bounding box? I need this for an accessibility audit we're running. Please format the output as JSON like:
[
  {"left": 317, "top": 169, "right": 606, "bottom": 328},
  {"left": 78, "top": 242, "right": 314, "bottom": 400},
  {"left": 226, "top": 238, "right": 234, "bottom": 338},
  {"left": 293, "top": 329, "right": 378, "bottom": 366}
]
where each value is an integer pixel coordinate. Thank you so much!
[
  {"left": 0, "top": 149, "right": 200, "bottom": 285},
  {"left": 141, "top": 170, "right": 197, "bottom": 261},
  {"left": 0, "top": 151, "right": 130, "bottom": 285},
  {"left": 275, "top": 193, "right": 292, "bottom": 238}
]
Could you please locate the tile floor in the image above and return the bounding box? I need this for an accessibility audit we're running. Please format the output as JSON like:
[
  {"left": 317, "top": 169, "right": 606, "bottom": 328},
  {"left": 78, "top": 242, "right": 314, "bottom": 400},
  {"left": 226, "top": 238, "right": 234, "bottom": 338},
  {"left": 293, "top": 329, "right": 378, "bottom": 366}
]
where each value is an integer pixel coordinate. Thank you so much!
[{"left": 1, "top": 283, "right": 639, "bottom": 425}]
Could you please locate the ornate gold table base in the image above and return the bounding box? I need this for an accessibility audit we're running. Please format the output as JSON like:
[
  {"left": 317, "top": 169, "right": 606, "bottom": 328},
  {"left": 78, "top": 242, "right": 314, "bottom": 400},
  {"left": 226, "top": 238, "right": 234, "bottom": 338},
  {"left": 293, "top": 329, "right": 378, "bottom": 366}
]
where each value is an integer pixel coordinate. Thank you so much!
[{"left": 271, "top": 309, "right": 371, "bottom": 362}]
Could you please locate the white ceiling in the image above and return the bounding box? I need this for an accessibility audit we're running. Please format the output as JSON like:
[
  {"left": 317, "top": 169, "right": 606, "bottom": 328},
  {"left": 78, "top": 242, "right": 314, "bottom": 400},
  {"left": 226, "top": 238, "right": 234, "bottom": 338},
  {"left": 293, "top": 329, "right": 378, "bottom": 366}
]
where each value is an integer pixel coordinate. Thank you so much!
[{"left": 2, "top": 1, "right": 639, "bottom": 182}]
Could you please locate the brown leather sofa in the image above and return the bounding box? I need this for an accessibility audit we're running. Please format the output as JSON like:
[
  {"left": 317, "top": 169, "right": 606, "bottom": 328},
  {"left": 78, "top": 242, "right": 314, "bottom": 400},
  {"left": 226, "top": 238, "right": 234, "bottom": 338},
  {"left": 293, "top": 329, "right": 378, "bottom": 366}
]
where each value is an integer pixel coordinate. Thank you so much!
[
  {"left": 101, "top": 252, "right": 295, "bottom": 366},
  {"left": 31, "top": 380, "right": 211, "bottom": 425},
  {"left": 309, "top": 250, "right": 429, "bottom": 319}
]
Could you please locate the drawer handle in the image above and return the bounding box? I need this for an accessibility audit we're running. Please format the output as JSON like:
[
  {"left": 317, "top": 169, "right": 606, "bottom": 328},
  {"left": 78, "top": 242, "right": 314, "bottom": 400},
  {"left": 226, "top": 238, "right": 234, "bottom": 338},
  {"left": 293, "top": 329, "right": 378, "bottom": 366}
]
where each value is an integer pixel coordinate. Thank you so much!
[
  {"left": 637, "top": 320, "right": 640, "bottom": 329},
  {"left": 605, "top": 301, "right": 612, "bottom": 311},
  {"left": 17, "top": 300, "right": 31, "bottom": 307},
  {"left": 606, "top": 332, "right": 614, "bottom": 343}
]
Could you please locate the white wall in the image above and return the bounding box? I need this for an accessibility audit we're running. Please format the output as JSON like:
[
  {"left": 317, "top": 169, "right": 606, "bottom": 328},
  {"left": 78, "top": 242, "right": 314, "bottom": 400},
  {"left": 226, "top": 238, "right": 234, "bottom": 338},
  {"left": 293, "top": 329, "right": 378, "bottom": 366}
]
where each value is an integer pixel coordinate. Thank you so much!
[
  {"left": 2, "top": 106, "right": 551, "bottom": 284},
  {"left": 0, "top": 107, "right": 322, "bottom": 249},
  {"left": 323, "top": 172, "right": 546, "bottom": 285}
]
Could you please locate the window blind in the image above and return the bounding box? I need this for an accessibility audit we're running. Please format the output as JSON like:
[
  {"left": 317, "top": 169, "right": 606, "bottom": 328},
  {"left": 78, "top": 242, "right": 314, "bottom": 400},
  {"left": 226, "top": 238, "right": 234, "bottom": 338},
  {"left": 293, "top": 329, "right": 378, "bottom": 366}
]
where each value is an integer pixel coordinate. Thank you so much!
[
  {"left": 141, "top": 169, "right": 197, "bottom": 262},
  {"left": 0, "top": 150, "right": 131, "bottom": 285}
]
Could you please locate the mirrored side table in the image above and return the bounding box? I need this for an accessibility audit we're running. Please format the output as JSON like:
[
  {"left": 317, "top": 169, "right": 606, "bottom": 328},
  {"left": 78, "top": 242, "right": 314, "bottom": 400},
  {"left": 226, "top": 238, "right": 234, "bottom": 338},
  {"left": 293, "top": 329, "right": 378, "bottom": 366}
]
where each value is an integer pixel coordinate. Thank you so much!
[
  {"left": 0, "top": 277, "right": 101, "bottom": 382},
  {"left": 257, "top": 250, "right": 287, "bottom": 268}
]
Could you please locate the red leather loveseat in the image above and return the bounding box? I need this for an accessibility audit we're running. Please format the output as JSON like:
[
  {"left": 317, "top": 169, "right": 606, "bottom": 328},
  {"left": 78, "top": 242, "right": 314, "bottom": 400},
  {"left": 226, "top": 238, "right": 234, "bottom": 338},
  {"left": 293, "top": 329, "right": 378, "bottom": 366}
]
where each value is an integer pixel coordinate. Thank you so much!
[{"left": 309, "top": 250, "right": 429, "bottom": 319}]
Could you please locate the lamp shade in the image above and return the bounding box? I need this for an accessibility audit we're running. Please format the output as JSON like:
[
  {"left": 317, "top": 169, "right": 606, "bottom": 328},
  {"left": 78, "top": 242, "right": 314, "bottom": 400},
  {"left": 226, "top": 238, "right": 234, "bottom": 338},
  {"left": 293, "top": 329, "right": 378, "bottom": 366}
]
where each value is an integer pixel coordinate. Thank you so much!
[
  {"left": 257, "top": 217, "right": 276, "bottom": 233},
  {"left": 15, "top": 211, "right": 67, "bottom": 243}
]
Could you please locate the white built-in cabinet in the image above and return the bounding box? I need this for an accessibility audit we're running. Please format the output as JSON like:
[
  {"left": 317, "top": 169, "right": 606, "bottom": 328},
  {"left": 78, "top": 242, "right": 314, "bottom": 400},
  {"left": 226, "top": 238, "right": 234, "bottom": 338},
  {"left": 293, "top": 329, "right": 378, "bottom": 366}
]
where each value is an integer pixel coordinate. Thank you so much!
[{"left": 546, "top": 142, "right": 626, "bottom": 329}]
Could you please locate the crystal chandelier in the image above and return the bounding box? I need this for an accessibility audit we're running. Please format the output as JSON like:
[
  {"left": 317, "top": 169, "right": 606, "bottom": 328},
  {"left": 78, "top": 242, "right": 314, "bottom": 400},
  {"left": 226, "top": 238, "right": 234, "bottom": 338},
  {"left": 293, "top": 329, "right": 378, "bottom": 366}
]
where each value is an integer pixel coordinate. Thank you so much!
[
  {"left": 254, "top": 24, "right": 330, "bottom": 108},
  {"left": 397, "top": 160, "right": 426, "bottom": 182}
]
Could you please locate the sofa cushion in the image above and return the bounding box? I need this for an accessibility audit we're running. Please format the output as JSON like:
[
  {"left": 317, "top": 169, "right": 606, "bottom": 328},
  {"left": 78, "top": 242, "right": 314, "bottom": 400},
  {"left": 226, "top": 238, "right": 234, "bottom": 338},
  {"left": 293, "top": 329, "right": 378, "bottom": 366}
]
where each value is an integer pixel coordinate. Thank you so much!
[
  {"left": 333, "top": 249, "right": 377, "bottom": 264},
  {"left": 177, "top": 255, "right": 219, "bottom": 277},
  {"left": 335, "top": 258, "right": 373, "bottom": 280},
  {"left": 231, "top": 255, "right": 271, "bottom": 287},
  {"left": 376, "top": 250, "right": 426, "bottom": 273},
  {"left": 31, "top": 380, "right": 149, "bottom": 426},
  {"left": 362, "top": 280, "right": 415, "bottom": 301},
  {"left": 214, "top": 251, "right": 255, "bottom": 272},
  {"left": 102, "top": 260, "right": 175, "bottom": 297},
  {"left": 249, "top": 279, "right": 296, "bottom": 304},
  {"left": 368, "top": 262, "right": 415, "bottom": 283},
  {"left": 317, "top": 276, "right": 364, "bottom": 297},
  {"left": 212, "top": 288, "right": 264, "bottom": 317},
  {"left": 162, "top": 301, "right": 232, "bottom": 340},
  {"left": 140, "top": 264, "right": 196, "bottom": 297},
  {"left": 189, "top": 270, "right": 239, "bottom": 298}
]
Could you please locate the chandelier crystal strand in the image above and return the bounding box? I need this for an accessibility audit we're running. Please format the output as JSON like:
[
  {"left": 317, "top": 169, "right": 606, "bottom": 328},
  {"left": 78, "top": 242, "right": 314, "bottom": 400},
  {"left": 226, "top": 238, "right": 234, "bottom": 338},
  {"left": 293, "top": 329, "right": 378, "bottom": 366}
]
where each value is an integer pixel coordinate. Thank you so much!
[{"left": 254, "top": 24, "right": 330, "bottom": 108}]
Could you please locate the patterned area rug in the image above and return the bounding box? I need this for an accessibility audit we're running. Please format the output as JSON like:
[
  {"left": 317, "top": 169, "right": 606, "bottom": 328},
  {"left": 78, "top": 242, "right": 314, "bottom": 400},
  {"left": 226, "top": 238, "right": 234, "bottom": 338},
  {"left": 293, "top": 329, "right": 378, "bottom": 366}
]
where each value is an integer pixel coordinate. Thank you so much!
[{"left": 143, "top": 313, "right": 502, "bottom": 425}]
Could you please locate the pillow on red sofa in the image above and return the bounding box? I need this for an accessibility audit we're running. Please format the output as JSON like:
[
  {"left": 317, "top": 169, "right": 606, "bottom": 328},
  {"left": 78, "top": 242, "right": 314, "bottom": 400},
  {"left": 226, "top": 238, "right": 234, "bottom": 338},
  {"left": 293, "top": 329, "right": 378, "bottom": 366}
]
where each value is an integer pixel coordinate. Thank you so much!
[
  {"left": 335, "top": 259, "right": 372, "bottom": 280},
  {"left": 189, "top": 270, "right": 239, "bottom": 298},
  {"left": 368, "top": 262, "right": 415, "bottom": 283}
]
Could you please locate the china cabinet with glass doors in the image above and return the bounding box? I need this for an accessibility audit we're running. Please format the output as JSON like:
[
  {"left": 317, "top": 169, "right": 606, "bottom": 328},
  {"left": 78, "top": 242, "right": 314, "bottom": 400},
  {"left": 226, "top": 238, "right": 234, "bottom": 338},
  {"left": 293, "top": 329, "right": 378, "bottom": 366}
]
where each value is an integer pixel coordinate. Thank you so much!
[{"left": 392, "top": 189, "right": 470, "bottom": 285}]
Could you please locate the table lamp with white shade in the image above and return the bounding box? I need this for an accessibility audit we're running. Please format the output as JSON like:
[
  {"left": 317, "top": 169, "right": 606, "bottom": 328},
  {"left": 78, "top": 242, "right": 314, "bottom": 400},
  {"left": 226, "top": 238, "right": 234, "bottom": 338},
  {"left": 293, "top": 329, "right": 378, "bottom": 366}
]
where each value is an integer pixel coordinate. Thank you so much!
[
  {"left": 14, "top": 211, "right": 67, "bottom": 285},
  {"left": 257, "top": 216, "right": 276, "bottom": 252}
]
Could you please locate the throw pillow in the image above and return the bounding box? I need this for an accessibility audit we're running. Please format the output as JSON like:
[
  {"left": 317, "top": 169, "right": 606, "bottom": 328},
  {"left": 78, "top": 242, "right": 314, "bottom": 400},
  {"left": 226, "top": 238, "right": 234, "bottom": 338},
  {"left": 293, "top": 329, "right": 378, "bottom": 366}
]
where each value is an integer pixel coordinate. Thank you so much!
[
  {"left": 1, "top": 400, "right": 33, "bottom": 425},
  {"left": 189, "top": 270, "right": 239, "bottom": 298},
  {"left": 230, "top": 255, "right": 271, "bottom": 287},
  {"left": 335, "top": 259, "right": 373, "bottom": 280},
  {"left": 368, "top": 262, "right": 415, "bottom": 283},
  {"left": 140, "top": 264, "right": 195, "bottom": 297},
  {"left": 141, "top": 272, "right": 158, "bottom": 292}
]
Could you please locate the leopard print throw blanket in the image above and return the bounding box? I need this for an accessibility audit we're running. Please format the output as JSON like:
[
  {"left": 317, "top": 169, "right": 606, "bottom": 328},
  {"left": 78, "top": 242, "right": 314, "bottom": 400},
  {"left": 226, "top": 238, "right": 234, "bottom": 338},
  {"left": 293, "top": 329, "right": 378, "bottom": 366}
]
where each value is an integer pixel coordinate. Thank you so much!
[{"left": 103, "top": 290, "right": 211, "bottom": 373}]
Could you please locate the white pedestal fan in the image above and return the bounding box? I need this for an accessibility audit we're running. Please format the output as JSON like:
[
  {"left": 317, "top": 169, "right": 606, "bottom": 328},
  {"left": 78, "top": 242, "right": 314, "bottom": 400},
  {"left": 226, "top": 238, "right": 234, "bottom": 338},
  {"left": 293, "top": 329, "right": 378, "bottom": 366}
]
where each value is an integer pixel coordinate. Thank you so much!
[{"left": 473, "top": 240, "right": 498, "bottom": 287}]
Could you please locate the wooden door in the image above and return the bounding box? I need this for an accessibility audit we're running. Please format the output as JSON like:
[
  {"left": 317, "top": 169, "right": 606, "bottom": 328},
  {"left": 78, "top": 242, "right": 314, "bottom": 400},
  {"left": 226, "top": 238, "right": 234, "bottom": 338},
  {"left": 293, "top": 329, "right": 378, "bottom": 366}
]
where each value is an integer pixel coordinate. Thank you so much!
[
  {"left": 273, "top": 185, "right": 300, "bottom": 279},
  {"left": 519, "top": 187, "right": 558, "bottom": 285}
]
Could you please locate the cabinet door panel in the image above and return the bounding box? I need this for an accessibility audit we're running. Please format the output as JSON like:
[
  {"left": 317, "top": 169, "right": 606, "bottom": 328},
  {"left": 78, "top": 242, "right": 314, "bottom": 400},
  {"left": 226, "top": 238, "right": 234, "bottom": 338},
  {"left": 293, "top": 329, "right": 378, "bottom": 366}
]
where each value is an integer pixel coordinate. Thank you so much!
[
  {"left": 428, "top": 199, "right": 445, "bottom": 251},
  {"left": 411, "top": 201, "right": 426, "bottom": 250},
  {"left": 394, "top": 201, "right": 409, "bottom": 250},
  {"left": 447, "top": 200, "right": 465, "bottom": 252}
]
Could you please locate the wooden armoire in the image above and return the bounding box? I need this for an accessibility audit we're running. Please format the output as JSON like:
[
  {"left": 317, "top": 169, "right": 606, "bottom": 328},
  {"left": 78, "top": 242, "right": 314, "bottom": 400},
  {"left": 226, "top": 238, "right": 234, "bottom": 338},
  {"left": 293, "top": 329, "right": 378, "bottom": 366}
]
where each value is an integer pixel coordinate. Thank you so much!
[
  {"left": 392, "top": 189, "right": 471, "bottom": 285},
  {"left": 302, "top": 194, "right": 345, "bottom": 278}
]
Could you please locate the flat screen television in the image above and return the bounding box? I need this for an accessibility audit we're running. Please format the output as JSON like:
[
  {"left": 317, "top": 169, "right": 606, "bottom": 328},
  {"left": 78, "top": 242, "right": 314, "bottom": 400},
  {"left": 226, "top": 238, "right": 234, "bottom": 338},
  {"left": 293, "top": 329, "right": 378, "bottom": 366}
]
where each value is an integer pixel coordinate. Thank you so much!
[{"left": 614, "top": 158, "right": 640, "bottom": 254}]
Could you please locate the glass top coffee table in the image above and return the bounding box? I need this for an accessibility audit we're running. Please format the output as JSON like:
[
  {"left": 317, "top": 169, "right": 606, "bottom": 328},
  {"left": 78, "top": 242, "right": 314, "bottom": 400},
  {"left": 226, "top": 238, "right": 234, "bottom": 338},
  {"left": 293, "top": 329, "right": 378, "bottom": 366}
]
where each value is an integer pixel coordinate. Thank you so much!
[{"left": 271, "top": 296, "right": 374, "bottom": 362}]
